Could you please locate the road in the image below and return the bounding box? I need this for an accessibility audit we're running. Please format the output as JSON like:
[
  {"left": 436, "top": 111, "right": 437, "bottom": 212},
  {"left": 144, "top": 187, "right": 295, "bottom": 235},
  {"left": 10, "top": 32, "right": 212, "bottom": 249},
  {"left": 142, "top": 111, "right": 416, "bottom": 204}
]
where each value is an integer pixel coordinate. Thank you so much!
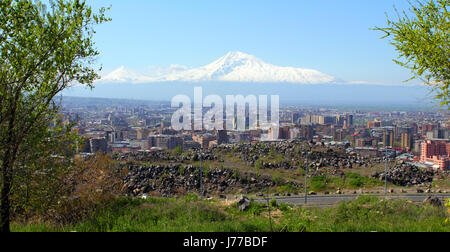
[{"left": 254, "top": 194, "right": 450, "bottom": 207}]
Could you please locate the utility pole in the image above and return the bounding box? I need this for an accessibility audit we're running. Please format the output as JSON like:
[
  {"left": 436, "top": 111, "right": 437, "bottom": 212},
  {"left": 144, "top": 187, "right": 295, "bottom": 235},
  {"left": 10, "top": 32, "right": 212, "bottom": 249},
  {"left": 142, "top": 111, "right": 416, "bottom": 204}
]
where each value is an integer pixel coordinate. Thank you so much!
[
  {"left": 385, "top": 145, "right": 388, "bottom": 195},
  {"left": 304, "top": 144, "right": 311, "bottom": 204},
  {"left": 200, "top": 153, "right": 203, "bottom": 197},
  {"left": 305, "top": 163, "right": 308, "bottom": 204}
]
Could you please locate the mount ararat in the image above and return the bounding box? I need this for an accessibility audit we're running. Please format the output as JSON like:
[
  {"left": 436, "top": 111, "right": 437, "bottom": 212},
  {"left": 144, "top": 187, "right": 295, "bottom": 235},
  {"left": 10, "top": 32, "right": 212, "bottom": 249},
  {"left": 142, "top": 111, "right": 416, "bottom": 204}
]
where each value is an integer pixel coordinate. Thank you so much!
[
  {"left": 65, "top": 52, "right": 433, "bottom": 108},
  {"left": 100, "top": 51, "right": 337, "bottom": 84}
]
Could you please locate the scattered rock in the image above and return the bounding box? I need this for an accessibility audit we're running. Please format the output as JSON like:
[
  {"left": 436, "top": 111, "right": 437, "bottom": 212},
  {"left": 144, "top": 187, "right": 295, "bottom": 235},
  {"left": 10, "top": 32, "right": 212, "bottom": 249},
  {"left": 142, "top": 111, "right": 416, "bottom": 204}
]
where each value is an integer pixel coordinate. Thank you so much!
[
  {"left": 423, "top": 196, "right": 443, "bottom": 207},
  {"left": 237, "top": 196, "right": 251, "bottom": 211},
  {"left": 372, "top": 164, "right": 436, "bottom": 187},
  {"left": 123, "top": 164, "right": 281, "bottom": 197}
]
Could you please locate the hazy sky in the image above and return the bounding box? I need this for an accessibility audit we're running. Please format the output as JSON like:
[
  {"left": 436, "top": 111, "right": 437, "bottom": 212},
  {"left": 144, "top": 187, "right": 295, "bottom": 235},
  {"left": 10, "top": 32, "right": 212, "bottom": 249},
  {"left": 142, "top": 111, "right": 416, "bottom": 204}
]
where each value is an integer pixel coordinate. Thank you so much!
[{"left": 85, "top": 0, "right": 421, "bottom": 86}]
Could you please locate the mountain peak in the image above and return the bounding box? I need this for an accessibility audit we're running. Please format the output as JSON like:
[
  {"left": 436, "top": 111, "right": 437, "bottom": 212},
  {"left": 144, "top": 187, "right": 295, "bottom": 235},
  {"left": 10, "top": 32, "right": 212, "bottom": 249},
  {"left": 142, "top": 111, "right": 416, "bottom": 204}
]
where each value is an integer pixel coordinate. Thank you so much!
[
  {"left": 218, "top": 51, "right": 262, "bottom": 65},
  {"left": 223, "top": 51, "right": 256, "bottom": 59},
  {"left": 100, "top": 52, "right": 336, "bottom": 84}
]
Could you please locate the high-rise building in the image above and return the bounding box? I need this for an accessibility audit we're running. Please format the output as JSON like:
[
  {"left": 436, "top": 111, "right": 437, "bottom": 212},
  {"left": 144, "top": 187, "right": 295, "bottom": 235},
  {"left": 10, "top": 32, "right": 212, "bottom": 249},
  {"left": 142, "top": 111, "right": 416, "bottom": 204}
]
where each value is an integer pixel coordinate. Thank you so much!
[
  {"left": 217, "top": 130, "right": 229, "bottom": 145},
  {"left": 421, "top": 140, "right": 450, "bottom": 170},
  {"left": 367, "top": 120, "right": 382, "bottom": 129},
  {"left": 438, "top": 129, "right": 449, "bottom": 139},
  {"left": 401, "top": 133, "right": 413, "bottom": 151},
  {"left": 137, "top": 128, "right": 150, "bottom": 140},
  {"left": 346, "top": 114, "right": 354, "bottom": 127},
  {"left": 383, "top": 128, "right": 394, "bottom": 148},
  {"left": 302, "top": 115, "right": 335, "bottom": 125},
  {"left": 301, "top": 125, "right": 314, "bottom": 140},
  {"left": 333, "top": 129, "right": 345, "bottom": 142},
  {"left": 278, "top": 126, "right": 291, "bottom": 140},
  {"left": 292, "top": 112, "right": 302, "bottom": 124},
  {"left": 149, "top": 135, "right": 183, "bottom": 150},
  {"left": 422, "top": 123, "right": 439, "bottom": 135}
]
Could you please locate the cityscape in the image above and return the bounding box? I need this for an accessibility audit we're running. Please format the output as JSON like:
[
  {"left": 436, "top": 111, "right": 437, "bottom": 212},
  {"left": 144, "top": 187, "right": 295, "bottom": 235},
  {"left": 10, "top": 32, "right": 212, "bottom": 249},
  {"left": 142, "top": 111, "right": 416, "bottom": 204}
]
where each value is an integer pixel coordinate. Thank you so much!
[
  {"left": 1, "top": 0, "right": 449, "bottom": 237},
  {"left": 64, "top": 97, "right": 450, "bottom": 171}
]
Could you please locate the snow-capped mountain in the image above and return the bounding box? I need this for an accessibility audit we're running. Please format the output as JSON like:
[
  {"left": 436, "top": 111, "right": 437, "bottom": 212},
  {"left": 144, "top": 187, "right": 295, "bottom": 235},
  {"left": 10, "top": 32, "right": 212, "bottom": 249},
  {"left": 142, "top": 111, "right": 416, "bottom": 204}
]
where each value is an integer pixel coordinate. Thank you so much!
[
  {"left": 101, "top": 66, "right": 153, "bottom": 83},
  {"left": 100, "top": 51, "right": 336, "bottom": 84}
]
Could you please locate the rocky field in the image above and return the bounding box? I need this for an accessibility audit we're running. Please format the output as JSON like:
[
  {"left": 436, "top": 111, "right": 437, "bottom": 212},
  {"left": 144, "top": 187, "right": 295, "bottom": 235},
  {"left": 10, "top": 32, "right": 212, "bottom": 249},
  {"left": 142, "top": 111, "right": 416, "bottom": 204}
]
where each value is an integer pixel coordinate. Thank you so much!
[{"left": 113, "top": 141, "right": 449, "bottom": 197}]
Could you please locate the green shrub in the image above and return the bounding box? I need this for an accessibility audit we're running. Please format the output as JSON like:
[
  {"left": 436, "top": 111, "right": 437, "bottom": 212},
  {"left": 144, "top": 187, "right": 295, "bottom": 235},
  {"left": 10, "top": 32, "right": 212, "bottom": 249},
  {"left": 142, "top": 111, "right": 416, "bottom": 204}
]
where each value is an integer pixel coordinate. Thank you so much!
[
  {"left": 345, "top": 173, "right": 381, "bottom": 188},
  {"left": 277, "top": 184, "right": 298, "bottom": 194},
  {"left": 269, "top": 199, "right": 278, "bottom": 208},
  {"left": 271, "top": 173, "right": 285, "bottom": 186},
  {"left": 172, "top": 146, "right": 183, "bottom": 155},
  {"left": 310, "top": 176, "right": 327, "bottom": 191},
  {"left": 178, "top": 165, "right": 185, "bottom": 176}
]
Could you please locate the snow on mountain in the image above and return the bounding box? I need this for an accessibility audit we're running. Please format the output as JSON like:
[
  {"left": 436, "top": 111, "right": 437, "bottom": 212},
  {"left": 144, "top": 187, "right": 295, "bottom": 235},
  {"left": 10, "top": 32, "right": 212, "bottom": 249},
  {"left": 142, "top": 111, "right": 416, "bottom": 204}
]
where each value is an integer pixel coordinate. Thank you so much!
[
  {"left": 100, "top": 66, "right": 153, "bottom": 83},
  {"left": 99, "top": 52, "right": 336, "bottom": 84}
]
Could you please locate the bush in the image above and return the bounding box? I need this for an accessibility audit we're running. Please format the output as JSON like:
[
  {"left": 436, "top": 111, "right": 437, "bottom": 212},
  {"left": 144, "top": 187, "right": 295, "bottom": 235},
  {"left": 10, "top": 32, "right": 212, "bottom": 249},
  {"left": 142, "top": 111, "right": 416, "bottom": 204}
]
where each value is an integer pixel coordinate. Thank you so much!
[
  {"left": 269, "top": 199, "right": 278, "bottom": 208},
  {"left": 51, "top": 153, "right": 126, "bottom": 225},
  {"left": 277, "top": 184, "right": 298, "bottom": 194},
  {"left": 345, "top": 173, "right": 381, "bottom": 188},
  {"left": 310, "top": 176, "right": 327, "bottom": 191},
  {"left": 172, "top": 146, "right": 183, "bottom": 155},
  {"left": 271, "top": 173, "right": 285, "bottom": 186}
]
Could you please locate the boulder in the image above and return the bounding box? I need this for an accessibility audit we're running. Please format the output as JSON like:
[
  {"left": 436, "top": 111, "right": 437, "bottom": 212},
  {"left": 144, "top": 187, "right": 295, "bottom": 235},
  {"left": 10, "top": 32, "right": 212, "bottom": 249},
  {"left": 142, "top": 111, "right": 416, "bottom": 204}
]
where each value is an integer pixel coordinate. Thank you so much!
[
  {"left": 423, "top": 196, "right": 443, "bottom": 207},
  {"left": 237, "top": 195, "right": 252, "bottom": 211}
]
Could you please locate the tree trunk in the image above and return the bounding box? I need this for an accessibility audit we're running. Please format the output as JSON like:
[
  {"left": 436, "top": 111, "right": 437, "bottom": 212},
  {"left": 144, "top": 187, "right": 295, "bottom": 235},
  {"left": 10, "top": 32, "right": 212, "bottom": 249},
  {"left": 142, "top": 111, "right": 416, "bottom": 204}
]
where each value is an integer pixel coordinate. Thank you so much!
[{"left": 0, "top": 159, "right": 12, "bottom": 233}]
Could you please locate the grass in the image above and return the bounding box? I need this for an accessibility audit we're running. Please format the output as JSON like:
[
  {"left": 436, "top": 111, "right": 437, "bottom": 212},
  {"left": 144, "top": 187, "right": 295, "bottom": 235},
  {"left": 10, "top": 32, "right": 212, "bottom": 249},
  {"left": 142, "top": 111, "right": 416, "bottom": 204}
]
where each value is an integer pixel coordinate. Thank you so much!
[
  {"left": 12, "top": 195, "right": 450, "bottom": 232},
  {"left": 309, "top": 173, "right": 383, "bottom": 192}
]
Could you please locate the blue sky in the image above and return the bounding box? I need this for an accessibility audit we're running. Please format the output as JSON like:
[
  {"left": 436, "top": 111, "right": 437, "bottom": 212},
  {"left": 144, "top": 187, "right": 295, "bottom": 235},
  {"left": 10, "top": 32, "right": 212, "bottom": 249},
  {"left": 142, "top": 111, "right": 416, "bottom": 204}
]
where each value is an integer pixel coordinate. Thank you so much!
[{"left": 86, "top": 0, "right": 420, "bottom": 85}]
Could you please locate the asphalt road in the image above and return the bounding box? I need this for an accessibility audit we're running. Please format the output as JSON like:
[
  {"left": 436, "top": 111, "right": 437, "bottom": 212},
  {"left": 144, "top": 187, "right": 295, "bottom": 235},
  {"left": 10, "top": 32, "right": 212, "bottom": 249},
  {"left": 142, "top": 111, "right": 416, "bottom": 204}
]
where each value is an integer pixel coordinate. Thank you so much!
[{"left": 254, "top": 194, "right": 450, "bottom": 207}]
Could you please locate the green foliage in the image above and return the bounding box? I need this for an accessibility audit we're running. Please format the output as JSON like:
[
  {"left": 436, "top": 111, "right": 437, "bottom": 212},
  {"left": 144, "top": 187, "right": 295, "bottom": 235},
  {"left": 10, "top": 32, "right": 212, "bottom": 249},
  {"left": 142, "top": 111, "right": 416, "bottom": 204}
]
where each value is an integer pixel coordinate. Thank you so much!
[
  {"left": 0, "top": 0, "right": 109, "bottom": 231},
  {"left": 233, "top": 170, "right": 240, "bottom": 179},
  {"left": 345, "top": 173, "right": 383, "bottom": 188},
  {"left": 255, "top": 159, "right": 262, "bottom": 176},
  {"left": 310, "top": 176, "right": 328, "bottom": 191},
  {"left": 297, "top": 161, "right": 305, "bottom": 176},
  {"left": 271, "top": 173, "right": 285, "bottom": 186},
  {"left": 245, "top": 202, "right": 266, "bottom": 216},
  {"left": 309, "top": 173, "right": 382, "bottom": 192},
  {"left": 278, "top": 203, "right": 290, "bottom": 212},
  {"left": 269, "top": 145, "right": 275, "bottom": 157},
  {"left": 172, "top": 146, "right": 183, "bottom": 155},
  {"left": 269, "top": 199, "right": 278, "bottom": 208},
  {"left": 276, "top": 183, "right": 298, "bottom": 194},
  {"left": 374, "top": 0, "right": 450, "bottom": 107},
  {"left": 178, "top": 165, "right": 185, "bottom": 176},
  {"left": 327, "top": 196, "right": 449, "bottom": 231},
  {"left": 445, "top": 199, "right": 450, "bottom": 223},
  {"left": 12, "top": 196, "right": 450, "bottom": 232}
]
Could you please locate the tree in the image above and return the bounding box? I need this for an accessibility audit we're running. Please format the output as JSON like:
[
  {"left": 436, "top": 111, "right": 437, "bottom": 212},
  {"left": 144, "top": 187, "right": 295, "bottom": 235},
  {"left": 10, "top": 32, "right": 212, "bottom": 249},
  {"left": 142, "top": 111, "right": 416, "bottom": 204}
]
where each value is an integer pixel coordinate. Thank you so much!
[
  {"left": 0, "top": 0, "right": 109, "bottom": 232},
  {"left": 374, "top": 0, "right": 449, "bottom": 107},
  {"left": 10, "top": 116, "right": 80, "bottom": 223}
]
